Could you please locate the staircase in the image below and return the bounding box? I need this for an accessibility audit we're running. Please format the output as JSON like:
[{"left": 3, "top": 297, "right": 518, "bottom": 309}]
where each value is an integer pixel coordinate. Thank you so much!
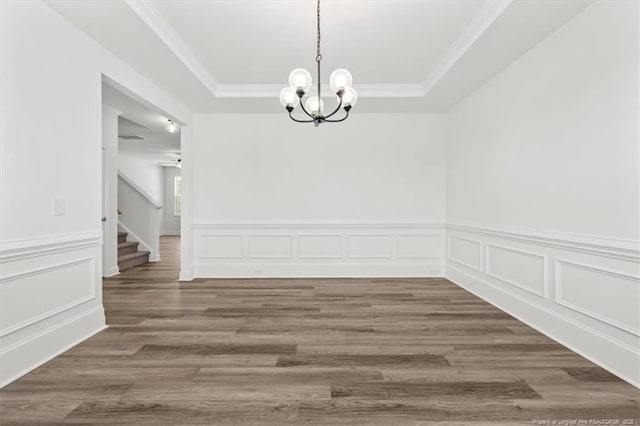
[{"left": 118, "top": 232, "right": 150, "bottom": 272}]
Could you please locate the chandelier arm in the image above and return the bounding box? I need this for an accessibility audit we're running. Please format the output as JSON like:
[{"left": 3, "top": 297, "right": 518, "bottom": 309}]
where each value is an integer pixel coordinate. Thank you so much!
[
  {"left": 288, "top": 110, "right": 314, "bottom": 123},
  {"left": 324, "top": 109, "right": 350, "bottom": 123},
  {"left": 323, "top": 96, "right": 344, "bottom": 119},
  {"left": 298, "top": 98, "right": 315, "bottom": 119}
]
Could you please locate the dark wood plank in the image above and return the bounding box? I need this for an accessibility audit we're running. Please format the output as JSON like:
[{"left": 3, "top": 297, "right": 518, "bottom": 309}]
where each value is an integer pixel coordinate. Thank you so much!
[
  {"left": 561, "top": 367, "right": 625, "bottom": 382},
  {"left": 330, "top": 381, "right": 541, "bottom": 400},
  {"left": 276, "top": 354, "right": 449, "bottom": 367},
  {"left": 134, "top": 343, "right": 297, "bottom": 356}
]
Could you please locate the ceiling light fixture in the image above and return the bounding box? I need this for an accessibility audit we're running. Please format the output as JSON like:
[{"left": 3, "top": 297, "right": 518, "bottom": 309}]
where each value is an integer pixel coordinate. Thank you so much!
[
  {"left": 165, "top": 119, "right": 179, "bottom": 134},
  {"left": 279, "top": 0, "right": 357, "bottom": 126}
]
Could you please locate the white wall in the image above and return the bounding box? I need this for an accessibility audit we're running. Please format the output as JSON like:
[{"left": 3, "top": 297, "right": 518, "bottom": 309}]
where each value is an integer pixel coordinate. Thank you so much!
[
  {"left": 445, "top": 1, "right": 639, "bottom": 387},
  {"left": 447, "top": 1, "right": 639, "bottom": 241},
  {"left": 162, "top": 167, "right": 181, "bottom": 235},
  {"left": 0, "top": 0, "right": 191, "bottom": 387},
  {"left": 118, "top": 175, "right": 162, "bottom": 261},
  {"left": 118, "top": 153, "right": 164, "bottom": 205},
  {"left": 187, "top": 113, "right": 446, "bottom": 277},
  {"left": 194, "top": 113, "right": 445, "bottom": 223}
]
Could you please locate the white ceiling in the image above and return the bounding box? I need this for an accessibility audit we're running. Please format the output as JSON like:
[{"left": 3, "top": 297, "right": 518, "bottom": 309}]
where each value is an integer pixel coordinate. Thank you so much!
[
  {"left": 151, "top": 1, "right": 485, "bottom": 85},
  {"left": 103, "top": 83, "right": 180, "bottom": 165},
  {"left": 48, "top": 0, "right": 594, "bottom": 113}
]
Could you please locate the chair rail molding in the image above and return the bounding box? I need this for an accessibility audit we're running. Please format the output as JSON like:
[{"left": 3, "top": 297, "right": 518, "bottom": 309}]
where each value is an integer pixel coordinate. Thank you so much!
[
  {"left": 447, "top": 222, "right": 639, "bottom": 261},
  {"left": 0, "top": 231, "right": 102, "bottom": 263}
]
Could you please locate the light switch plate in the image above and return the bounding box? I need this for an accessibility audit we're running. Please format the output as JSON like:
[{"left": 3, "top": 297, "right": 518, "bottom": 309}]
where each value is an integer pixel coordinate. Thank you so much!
[{"left": 53, "top": 198, "right": 65, "bottom": 216}]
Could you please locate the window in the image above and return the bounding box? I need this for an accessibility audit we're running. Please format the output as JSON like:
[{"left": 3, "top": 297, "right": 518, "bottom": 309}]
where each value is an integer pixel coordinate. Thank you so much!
[{"left": 174, "top": 176, "right": 182, "bottom": 216}]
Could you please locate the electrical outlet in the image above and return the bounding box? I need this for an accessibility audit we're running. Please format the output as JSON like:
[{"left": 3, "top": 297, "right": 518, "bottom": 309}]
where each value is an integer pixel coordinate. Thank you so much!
[{"left": 53, "top": 198, "right": 65, "bottom": 216}]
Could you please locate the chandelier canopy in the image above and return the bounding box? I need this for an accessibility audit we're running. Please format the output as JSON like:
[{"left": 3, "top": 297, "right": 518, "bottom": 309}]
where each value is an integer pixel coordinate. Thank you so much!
[{"left": 279, "top": 0, "right": 357, "bottom": 126}]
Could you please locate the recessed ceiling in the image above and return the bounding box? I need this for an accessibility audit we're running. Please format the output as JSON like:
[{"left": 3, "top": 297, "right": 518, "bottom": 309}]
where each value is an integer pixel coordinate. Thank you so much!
[
  {"left": 151, "top": 1, "right": 485, "bottom": 85},
  {"left": 48, "top": 0, "right": 594, "bottom": 113}
]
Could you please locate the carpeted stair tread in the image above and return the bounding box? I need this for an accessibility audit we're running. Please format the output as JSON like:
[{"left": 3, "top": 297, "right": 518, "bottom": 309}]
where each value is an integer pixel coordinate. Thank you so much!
[{"left": 118, "top": 251, "right": 150, "bottom": 262}]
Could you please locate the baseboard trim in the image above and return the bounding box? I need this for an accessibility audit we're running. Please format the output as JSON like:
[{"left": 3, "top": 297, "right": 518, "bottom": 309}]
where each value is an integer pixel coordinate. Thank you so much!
[
  {"left": 446, "top": 264, "right": 640, "bottom": 388},
  {"left": 0, "top": 306, "right": 106, "bottom": 388},
  {"left": 195, "top": 263, "right": 443, "bottom": 278},
  {"left": 179, "top": 269, "right": 194, "bottom": 282},
  {"left": 103, "top": 265, "right": 120, "bottom": 277}
]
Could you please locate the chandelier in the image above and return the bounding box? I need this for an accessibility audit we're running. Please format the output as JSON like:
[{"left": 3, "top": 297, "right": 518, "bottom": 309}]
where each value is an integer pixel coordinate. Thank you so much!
[{"left": 279, "top": 0, "right": 357, "bottom": 126}]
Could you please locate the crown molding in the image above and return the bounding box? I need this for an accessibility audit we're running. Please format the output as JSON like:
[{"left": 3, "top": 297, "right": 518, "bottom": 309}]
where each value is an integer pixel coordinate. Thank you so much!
[
  {"left": 358, "top": 84, "right": 424, "bottom": 98},
  {"left": 124, "top": 0, "right": 512, "bottom": 101},
  {"left": 124, "top": 0, "right": 219, "bottom": 96},
  {"left": 215, "top": 83, "right": 425, "bottom": 98},
  {"left": 102, "top": 104, "right": 123, "bottom": 116},
  {"left": 422, "top": 0, "right": 512, "bottom": 95}
]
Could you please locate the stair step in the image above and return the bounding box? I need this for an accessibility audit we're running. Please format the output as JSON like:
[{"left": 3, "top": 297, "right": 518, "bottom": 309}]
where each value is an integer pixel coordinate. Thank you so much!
[
  {"left": 118, "top": 251, "right": 149, "bottom": 262},
  {"left": 118, "top": 251, "right": 150, "bottom": 272},
  {"left": 118, "top": 241, "right": 139, "bottom": 256},
  {"left": 118, "top": 232, "right": 128, "bottom": 244}
]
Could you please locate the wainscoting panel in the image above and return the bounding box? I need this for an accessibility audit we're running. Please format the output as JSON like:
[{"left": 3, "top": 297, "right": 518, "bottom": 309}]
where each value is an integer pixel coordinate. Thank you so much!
[
  {"left": 397, "top": 234, "right": 441, "bottom": 259},
  {"left": 347, "top": 234, "right": 392, "bottom": 259},
  {"left": 556, "top": 260, "right": 639, "bottom": 336},
  {"left": 0, "top": 231, "right": 106, "bottom": 387},
  {"left": 198, "top": 234, "right": 243, "bottom": 259},
  {"left": 298, "top": 234, "right": 342, "bottom": 259},
  {"left": 193, "top": 223, "right": 444, "bottom": 277},
  {"left": 0, "top": 257, "right": 96, "bottom": 337},
  {"left": 485, "top": 244, "right": 547, "bottom": 297},
  {"left": 447, "top": 235, "right": 482, "bottom": 271},
  {"left": 445, "top": 223, "right": 640, "bottom": 388},
  {"left": 249, "top": 235, "right": 293, "bottom": 259}
]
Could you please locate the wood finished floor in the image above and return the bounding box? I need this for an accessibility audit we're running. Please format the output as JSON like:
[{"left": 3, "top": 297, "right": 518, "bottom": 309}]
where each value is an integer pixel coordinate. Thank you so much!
[{"left": 1, "top": 236, "right": 638, "bottom": 425}]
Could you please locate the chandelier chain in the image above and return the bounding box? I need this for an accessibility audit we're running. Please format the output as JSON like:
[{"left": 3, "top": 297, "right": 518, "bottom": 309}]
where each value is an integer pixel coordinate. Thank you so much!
[
  {"left": 281, "top": 0, "right": 354, "bottom": 125},
  {"left": 316, "top": 0, "right": 322, "bottom": 63}
]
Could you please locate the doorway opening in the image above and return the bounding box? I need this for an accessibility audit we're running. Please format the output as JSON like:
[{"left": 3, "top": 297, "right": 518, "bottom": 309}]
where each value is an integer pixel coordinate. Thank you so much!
[{"left": 100, "top": 77, "right": 183, "bottom": 279}]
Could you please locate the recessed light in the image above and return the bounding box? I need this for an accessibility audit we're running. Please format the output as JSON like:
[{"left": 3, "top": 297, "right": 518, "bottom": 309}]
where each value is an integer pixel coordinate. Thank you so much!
[{"left": 165, "top": 119, "right": 179, "bottom": 134}]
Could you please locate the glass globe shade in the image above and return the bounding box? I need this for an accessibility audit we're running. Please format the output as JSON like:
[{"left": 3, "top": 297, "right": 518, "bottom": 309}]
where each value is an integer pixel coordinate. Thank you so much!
[
  {"left": 341, "top": 87, "right": 358, "bottom": 107},
  {"left": 329, "top": 69, "right": 353, "bottom": 93},
  {"left": 288, "top": 68, "right": 312, "bottom": 93},
  {"left": 305, "top": 96, "right": 324, "bottom": 116},
  {"left": 279, "top": 87, "right": 299, "bottom": 108}
]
